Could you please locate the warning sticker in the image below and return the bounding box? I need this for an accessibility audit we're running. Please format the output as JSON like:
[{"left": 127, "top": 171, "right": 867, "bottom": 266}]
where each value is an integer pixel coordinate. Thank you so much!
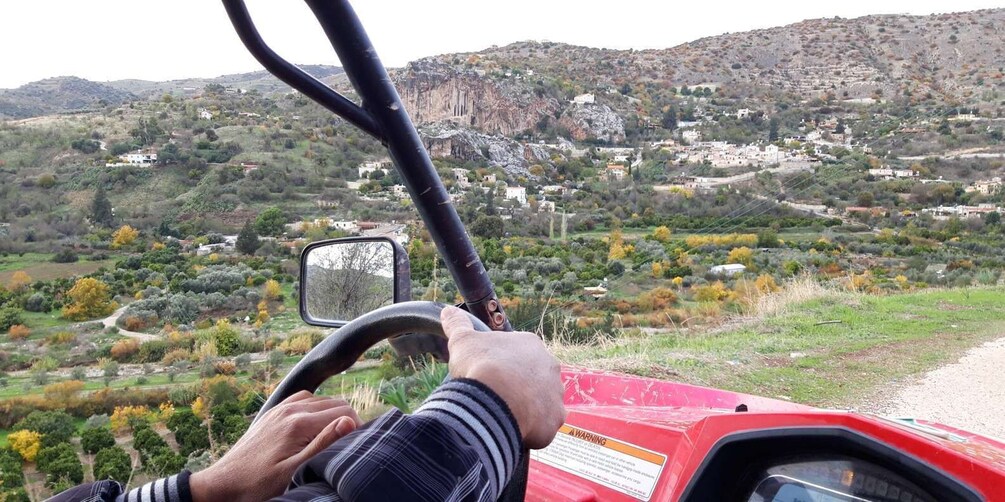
[{"left": 530, "top": 424, "right": 666, "bottom": 500}]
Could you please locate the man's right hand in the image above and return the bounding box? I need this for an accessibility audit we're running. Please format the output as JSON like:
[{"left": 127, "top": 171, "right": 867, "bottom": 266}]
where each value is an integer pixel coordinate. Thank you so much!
[{"left": 441, "top": 306, "right": 566, "bottom": 449}]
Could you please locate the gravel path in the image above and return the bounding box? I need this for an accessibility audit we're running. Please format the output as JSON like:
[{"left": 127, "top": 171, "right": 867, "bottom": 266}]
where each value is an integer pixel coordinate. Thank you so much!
[
  {"left": 102, "top": 305, "right": 160, "bottom": 342},
  {"left": 869, "top": 336, "right": 1005, "bottom": 441}
]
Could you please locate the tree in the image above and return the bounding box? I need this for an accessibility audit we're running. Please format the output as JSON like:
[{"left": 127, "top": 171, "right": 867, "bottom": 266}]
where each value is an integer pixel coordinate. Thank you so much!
[
  {"left": 727, "top": 247, "right": 754, "bottom": 267},
  {"left": 757, "top": 229, "right": 780, "bottom": 248},
  {"left": 856, "top": 192, "right": 875, "bottom": 208},
  {"left": 471, "top": 215, "right": 504, "bottom": 239},
  {"left": 304, "top": 242, "right": 396, "bottom": 321},
  {"left": 111, "top": 225, "right": 139, "bottom": 249},
  {"left": 62, "top": 278, "right": 118, "bottom": 321},
  {"left": 986, "top": 211, "right": 1001, "bottom": 226},
  {"left": 210, "top": 320, "right": 240, "bottom": 357},
  {"left": 81, "top": 426, "right": 116, "bottom": 454},
  {"left": 13, "top": 411, "right": 77, "bottom": 448},
  {"left": 235, "top": 220, "right": 261, "bottom": 255},
  {"left": 91, "top": 186, "right": 114, "bottom": 227},
  {"left": 768, "top": 117, "right": 780, "bottom": 142},
  {"left": 651, "top": 226, "right": 672, "bottom": 243},
  {"left": 254, "top": 207, "right": 286, "bottom": 237},
  {"left": 7, "top": 430, "right": 42, "bottom": 461},
  {"left": 661, "top": 107, "right": 678, "bottom": 131},
  {"left": 264, "top": 279, "right": 282, "bottom": 300},
  {"left": 0, "top": 307, "right": 25, "bottom": 332},
  {"left": 94, "top": 446, "right": 132, "bottom": 482},
  {"left": 7, "top": 271, "right": 31, "bottom": 292}
]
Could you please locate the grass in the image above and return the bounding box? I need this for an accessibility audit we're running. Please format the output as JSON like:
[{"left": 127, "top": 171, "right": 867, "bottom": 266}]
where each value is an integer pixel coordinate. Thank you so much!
[
  {"left": 0, "top": 258, "right": 115, "bottom": 284},
  {"left": 551, "top": 285, "right": 1005, "bottom": 407}
]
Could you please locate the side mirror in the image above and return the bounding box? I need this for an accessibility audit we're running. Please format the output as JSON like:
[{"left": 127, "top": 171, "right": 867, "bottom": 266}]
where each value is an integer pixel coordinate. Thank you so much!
[{"left": 299, "top": 237, "right": 410, "bottom": 327}]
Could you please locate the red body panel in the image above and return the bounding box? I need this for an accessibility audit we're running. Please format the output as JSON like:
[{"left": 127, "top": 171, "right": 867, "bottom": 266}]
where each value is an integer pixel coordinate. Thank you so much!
[{"left": 525, "top": 367, "right": 1005, "bottom": 501}]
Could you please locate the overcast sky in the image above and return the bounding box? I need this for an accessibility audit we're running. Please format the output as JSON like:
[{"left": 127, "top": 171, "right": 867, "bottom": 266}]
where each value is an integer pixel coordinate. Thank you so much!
[{"left": 1, "top": 0, "right": 1002, "bottom": 89}]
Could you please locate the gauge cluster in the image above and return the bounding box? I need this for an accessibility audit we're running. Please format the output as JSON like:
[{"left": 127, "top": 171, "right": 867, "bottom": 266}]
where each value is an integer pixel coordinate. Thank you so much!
[{"left": 747, "top": 457, "right": 937, "bottom": 502}]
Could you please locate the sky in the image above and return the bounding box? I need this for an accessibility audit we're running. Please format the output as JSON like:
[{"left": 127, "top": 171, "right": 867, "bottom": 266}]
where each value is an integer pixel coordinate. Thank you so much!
[{"left": 1, "top": 0, "right": 1003, "bottom": 89}]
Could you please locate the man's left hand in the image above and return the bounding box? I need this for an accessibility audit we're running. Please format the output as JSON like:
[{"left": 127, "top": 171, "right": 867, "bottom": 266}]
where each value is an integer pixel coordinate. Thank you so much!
[{"left": 189, "top": 391, "right": 361, "bottom": 502}]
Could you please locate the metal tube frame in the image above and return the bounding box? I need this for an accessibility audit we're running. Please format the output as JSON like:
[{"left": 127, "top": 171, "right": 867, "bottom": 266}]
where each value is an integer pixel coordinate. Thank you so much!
[{"left": 221, "top": 0, "right": 509, "bottom": 332}]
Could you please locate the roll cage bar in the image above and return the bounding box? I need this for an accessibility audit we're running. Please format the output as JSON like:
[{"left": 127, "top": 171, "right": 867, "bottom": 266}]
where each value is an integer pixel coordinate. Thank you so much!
[{"left": 221, "top": 0, "right": 510, "bottom": 332}]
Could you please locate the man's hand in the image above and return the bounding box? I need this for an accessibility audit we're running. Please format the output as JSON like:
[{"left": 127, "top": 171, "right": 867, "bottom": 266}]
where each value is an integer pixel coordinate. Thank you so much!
[
  {"left": 189, "top": 391, "right": 361, "bottom": 502},
  {"left": 441, "top": 306, "right": 566, "bottom": 449}
]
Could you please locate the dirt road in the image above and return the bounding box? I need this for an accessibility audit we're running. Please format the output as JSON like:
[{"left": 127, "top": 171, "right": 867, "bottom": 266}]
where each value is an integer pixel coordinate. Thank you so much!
[
  {"left": 869, "top": 337, "right": 1005, "bottom": 441},
  {"left": 102, "top": 305, "right": 160, "bottom": 342}
]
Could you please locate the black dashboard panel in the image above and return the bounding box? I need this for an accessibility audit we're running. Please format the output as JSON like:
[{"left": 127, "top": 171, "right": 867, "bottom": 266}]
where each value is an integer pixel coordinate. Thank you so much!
[{"left": 678, "top": 427, "right": 982, "bottom": 502}]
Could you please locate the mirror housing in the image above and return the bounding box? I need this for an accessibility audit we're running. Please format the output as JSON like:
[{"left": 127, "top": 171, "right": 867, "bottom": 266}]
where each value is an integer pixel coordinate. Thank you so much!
[
  {"left": 299, "top": 237, "right": 410, "bottom": 328},
  {"left": 299, "top": 237, "right": 446, "bottom": 360}
]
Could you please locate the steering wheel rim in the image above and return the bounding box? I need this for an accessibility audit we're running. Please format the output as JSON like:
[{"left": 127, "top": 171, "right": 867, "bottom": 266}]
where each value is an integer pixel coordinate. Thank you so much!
[
  {"left": 255, "top": 301, "right": 489, "bottom": 420},
  {"left": 255, "top": 300, "right": 528, "bottom": 501}
]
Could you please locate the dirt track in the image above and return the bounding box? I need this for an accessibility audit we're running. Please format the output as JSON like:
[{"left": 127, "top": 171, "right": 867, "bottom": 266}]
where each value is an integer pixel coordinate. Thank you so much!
[{"left": 868, "top": 336, "right": 1005, "bottom": 441}]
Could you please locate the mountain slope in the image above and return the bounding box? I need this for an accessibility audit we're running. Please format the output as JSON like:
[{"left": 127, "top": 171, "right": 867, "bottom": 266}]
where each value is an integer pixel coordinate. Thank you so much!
[{"left": 0, "top": 77, "right": 136, "bottom": 119}]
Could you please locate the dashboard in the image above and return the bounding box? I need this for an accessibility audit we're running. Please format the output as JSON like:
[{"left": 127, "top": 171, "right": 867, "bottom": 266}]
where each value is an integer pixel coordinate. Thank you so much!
[
  {"left": 680, "top": 427, "right": 980, "bottom": 502},
  {"left": 746, "top": 457, "right": 936, "bottom": 502}
]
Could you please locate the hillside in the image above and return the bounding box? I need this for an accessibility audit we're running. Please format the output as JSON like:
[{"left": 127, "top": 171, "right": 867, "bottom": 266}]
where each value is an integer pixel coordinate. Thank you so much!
[
  {"left": 392, "top": 9, "right": 1005, "bottom": 136},
  {"left": 106, "top": 64, "right": 345, "bottom": 99},
  {"left": 0, "top": 77, "right": 136, "bottom": 119}
]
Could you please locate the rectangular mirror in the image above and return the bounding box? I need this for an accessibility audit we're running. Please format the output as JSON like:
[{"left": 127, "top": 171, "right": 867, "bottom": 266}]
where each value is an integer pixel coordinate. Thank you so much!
[{"left": 299, "top": 237, "right": 410, "bottom": 327}]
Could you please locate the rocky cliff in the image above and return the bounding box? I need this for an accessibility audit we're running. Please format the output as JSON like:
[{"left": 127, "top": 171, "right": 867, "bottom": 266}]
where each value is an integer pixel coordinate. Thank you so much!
[{"left": 397, "top": 60, "right": 560, "bottom": 137}]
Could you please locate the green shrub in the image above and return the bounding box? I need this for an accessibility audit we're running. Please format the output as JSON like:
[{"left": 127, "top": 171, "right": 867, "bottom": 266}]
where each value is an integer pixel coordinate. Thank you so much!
[
  {"left": 94, "top": 446, "right": 132, "bottom": 482},
  {"left": 145, "top": 447, "right": 185, "bottom": 476},
  {"left": 12, "top": 411, "right": 76, "bottom": 448},
  {"left": 81, "top": 426, "right": 116, "bottom": 454},
  {"left": 0, "top": 307, "right": 25, "bottom": 333},
  {"left": 36, "top": 443, "right": 83, "bottom": 487}
]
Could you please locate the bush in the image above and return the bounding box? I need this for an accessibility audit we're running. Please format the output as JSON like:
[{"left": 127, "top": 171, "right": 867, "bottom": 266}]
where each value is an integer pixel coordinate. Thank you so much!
[
  {"left": 0, "top": 308, "right": 25, "bottom": 333},
  {"left": 81, "top": 426, "right": 116, "bottom": 454},
  {"left": 7, "top": 430, "right": 42, "bottom": 462},
  {"left": 6, "top": 324, "right": 29, "bottom": 341},
  {"left": 210, "top": 320, "right": 241, "bottom": 356},
  {"left": 137, "top": 340, "right": 170, "bottom": 363},
  {"left": 24, "top": 293, "right": 52, "bottom": 313},
  {"left": 36, "top": 443, "right": 83, "bottom": 487},
  {"left": 0, "top": 447, "right": 23, "bottom": 489},
  {"left": 52, "top": 249, "right": 79, "bottom": 263},
  {"left": 146, "top": 447, "right": 185, "bottom": 476},
  {"left": 13, "top": 411, "right": 76, "bottom": 448},
  {"left": 36, "top": 443, "right": 76, "bottom": 473},
  {"left": 110, "top": 339, "right": 140, "bottom": 362},
  {"left": 133, "top": 428, "right": 168, "bottom": 461},
  {"left": 1, "top": 488, "right": 29, "bottom": 502},
  {"left": 94, "top": 446, "right": 132, "bottom": 482}
]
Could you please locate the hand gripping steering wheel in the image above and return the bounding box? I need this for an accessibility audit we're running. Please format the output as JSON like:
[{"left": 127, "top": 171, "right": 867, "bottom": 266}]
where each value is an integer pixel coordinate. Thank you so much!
[{"left": 255, "top": 301, "right": 529, "bottom": 501}]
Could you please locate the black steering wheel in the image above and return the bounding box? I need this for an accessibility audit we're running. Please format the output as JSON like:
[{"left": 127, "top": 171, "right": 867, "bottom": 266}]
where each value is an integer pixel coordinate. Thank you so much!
[{"left": 255, "top": 301, "right": 529, "bottom": 500}]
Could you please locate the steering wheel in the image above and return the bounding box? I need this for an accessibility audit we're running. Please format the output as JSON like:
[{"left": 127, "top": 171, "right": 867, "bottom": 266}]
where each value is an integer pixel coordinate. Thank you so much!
[{"left": 255, "top": 301, "right": 529, "bottom": 501}]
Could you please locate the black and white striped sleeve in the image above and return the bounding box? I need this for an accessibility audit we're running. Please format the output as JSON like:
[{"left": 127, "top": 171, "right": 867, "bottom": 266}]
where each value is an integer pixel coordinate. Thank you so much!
[
  {"left": 48, "top": 470, "right": 193, "bottom": 502},
  {"left": 276, "top": 378, "right": 523, "bottom": 502}
]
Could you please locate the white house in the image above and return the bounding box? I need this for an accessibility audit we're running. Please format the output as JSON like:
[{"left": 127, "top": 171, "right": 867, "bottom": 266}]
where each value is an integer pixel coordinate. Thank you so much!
[
  {"left": 504, "top": 186, "right": 528, "bottom": 205},
  {"left": 358, "top": 160, "right": 391, "bottom": 178},
  {"left": 966, "top": 177, "right": 1003, "bottom": 195},
  {"left": 537, "top": 200, "right": 556, "bottom": 213},
  {"left": 604, "top": 164, "right": 627, "bottom": 181},
  {"left": 107, "top": 150, "right": 157, "bottom": 167},
  {"left": 572, "top": 93, "right": 595, "bottom": 105},
  {"left": 197, "top": 108, "right": 213, "bottom": 120},
  {"left": 682, "top": 130, "right": 702, "bottom": 142},
  {"left": 710, "top": 264, "right": 747, "bottom": 276},
  {"left": 736, "top": 108, "right": 752, "bottom": 119}
]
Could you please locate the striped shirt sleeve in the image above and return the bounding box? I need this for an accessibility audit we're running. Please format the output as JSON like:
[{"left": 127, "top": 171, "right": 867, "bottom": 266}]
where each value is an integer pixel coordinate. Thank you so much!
[
  {"left": 48, "top": 470, "right": 193, "bottom": 502},
  {"left": 275, "top": 378, "right": 523, "bottom": 502}
]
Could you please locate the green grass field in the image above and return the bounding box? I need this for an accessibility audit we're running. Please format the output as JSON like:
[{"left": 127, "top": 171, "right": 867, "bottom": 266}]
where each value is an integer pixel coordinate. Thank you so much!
[
  {"left": 0, "top": 256, "right": 115, "bottom": 284},
  {"left": 553, "top": 287, "right": 1005, "bottom": 407}
]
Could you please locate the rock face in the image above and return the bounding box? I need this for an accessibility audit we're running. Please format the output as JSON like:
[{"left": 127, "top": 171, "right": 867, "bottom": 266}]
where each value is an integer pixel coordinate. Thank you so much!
[
  {"left": 422, "top": 126, "right": 551, "bottom": 177},
  {"left": 398, "top": 60, "right": 560, "bottom": 137},
  {"left": 558, "top": 103, "right": 625, "bottom": 143}
]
